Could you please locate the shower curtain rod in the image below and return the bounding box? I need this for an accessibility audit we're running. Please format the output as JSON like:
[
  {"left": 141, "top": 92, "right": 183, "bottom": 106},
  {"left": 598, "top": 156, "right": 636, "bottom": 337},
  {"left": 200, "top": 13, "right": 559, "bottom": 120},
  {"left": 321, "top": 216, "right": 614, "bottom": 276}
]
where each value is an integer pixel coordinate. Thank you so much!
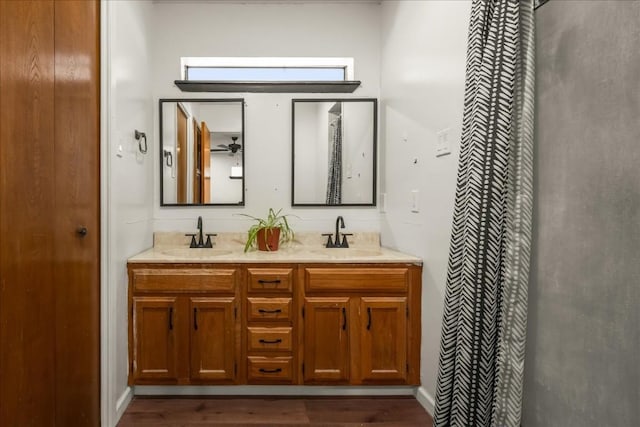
[{"left": 535, "top": 0, "right": 550, "bottom": 10}]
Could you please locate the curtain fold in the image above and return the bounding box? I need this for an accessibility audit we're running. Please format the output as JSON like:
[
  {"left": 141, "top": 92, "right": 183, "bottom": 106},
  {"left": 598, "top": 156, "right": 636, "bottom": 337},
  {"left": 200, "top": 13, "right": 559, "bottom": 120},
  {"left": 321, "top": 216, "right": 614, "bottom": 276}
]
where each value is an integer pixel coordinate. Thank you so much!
[
  {"left": 326, "top": 116, "right": 342, "bottom": 205},
  {"left": 434, "top": 1, "right": 535, "bottom": 426}
]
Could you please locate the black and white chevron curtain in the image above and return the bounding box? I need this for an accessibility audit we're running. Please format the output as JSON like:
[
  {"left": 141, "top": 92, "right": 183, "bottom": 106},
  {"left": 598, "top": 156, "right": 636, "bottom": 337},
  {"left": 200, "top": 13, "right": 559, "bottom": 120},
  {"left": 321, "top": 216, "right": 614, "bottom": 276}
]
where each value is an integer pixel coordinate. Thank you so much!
[{"left": 434, "top": 1, "right": 535, "bottom": 426}]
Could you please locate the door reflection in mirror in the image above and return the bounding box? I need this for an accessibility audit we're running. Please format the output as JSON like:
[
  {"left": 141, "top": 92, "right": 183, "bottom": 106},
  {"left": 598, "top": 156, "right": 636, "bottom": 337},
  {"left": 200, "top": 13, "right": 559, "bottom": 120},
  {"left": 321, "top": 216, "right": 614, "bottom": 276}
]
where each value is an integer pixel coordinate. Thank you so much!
[
  {"left": 160, "top": 99, "right": 245, "bottom": 206},
  {"left": 292, "top": 98, "right": 377, "bottom": 206}
]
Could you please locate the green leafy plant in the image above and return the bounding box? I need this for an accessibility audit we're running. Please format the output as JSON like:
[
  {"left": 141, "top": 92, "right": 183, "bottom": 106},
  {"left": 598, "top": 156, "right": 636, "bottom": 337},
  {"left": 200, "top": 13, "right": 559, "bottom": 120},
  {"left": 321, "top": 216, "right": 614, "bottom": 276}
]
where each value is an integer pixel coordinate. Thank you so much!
[{"left": 238, "top": 208, "right": 295, "bottom": 252}]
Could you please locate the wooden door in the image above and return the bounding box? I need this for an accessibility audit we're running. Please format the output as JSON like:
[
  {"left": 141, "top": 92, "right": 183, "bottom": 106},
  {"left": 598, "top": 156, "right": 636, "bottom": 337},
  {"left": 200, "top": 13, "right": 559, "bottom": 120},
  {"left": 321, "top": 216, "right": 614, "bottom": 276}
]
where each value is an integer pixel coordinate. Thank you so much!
[
  {"left": 132, "top": 297, "right": 179, "bottom": 382},
  {"left": 53, "top": 1, "right": 100, "bottom": 422},
  {"left": 0, "top": 2, "right": 56, "bottom": 423},
  {"left": 190, "top": 297, "right": 236, "bottom": 382},
  {"left": 358, "top": 297, "right": 407, "bottom": 382},
  {"left": 192, "top": 119, "right": 202, "bottom": 202},
  {"left": 176, "top": 105, "right": 188, "bottom": 203},
  {"left": 303, "top": 297, "right": 350, "bottom": 382},
  {"left": 0, "top": 1, "right": 100, "bottom": 425},
  {"left": 201, "top": 121, "right": 211, "bottom": 203}
]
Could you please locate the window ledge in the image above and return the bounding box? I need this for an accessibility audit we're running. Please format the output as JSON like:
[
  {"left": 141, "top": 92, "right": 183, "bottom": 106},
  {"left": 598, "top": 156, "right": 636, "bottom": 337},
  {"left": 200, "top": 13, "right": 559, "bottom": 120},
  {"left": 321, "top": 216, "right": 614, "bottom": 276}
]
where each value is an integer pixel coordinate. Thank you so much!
[{"left": 174, "top": 80, "right": 361, "bottom": 93}]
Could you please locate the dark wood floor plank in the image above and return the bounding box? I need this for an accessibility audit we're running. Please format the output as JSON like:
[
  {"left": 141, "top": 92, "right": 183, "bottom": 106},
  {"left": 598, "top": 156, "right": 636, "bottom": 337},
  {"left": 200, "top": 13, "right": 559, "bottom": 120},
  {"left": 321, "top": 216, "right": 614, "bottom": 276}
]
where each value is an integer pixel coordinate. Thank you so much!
[
  {"left": 118, "top": 397, "right": 433, "bottom": 426},
  {"left": 305, "top": 398, "right": 432, "bottom": 424},
  {"left": 119, "top": 398, "right": 308, "bottom": 424}
]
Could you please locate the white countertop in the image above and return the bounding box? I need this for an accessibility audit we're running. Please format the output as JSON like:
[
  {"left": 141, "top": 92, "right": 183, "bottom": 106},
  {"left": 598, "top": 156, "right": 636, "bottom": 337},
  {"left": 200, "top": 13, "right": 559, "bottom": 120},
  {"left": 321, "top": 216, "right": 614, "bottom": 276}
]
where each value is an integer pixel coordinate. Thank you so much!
[{"left": 127, "top": 232, "right": 422, "bottom": 265}]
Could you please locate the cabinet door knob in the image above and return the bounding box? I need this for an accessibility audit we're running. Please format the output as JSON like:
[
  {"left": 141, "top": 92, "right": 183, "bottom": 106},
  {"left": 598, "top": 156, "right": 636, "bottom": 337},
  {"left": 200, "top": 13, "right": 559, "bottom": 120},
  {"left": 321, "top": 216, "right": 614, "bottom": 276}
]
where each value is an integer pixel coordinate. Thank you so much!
[{"left": 77, "top": 226, "right": 88, "bottom": 237}]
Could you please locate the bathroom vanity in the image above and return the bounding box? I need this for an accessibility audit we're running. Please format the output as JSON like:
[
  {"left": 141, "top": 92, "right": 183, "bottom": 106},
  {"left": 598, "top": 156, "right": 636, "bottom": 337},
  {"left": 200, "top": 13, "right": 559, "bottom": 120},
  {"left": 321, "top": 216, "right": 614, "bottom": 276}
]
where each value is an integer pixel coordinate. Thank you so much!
[{"left": 127, "top": 233, "right": 422, "bottom": 387}]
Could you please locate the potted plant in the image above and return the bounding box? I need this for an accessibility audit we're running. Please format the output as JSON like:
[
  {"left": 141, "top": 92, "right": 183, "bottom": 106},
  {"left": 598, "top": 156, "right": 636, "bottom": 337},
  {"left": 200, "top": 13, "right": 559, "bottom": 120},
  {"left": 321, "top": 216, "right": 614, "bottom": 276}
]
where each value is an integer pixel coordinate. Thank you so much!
[{"left": 239, "top": 208, "right": 295, "bottom": 252}]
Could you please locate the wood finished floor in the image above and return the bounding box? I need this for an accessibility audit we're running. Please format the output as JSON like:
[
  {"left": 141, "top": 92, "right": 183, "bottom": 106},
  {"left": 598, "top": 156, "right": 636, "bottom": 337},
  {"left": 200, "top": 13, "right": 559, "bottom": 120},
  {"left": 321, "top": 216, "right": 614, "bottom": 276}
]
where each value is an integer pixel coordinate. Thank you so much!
[{"left": 118, "top": 397, "right": 433, "bottom": 427}]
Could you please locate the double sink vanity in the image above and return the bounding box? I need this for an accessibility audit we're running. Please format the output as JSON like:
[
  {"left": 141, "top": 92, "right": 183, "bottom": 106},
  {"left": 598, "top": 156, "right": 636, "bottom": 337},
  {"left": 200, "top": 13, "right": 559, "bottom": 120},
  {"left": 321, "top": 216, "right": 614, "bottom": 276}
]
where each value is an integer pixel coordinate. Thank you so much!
[
  {"left": 127, "top": 227, "right": 423, "bottom": 388},
  {"left": 142, "top": 93, "right": 420, "bottom": 389}
]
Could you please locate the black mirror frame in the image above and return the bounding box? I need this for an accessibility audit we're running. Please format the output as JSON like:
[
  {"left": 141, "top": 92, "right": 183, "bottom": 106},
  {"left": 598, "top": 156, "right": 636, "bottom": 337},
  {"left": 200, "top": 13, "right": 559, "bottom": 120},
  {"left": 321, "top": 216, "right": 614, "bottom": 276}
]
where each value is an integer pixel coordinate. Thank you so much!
[
  {"left": 291, "top": 98, "right": 377, "bottom": 207},
  {"left": 159, "top": 98, "right": 245, "bottom": 207}
]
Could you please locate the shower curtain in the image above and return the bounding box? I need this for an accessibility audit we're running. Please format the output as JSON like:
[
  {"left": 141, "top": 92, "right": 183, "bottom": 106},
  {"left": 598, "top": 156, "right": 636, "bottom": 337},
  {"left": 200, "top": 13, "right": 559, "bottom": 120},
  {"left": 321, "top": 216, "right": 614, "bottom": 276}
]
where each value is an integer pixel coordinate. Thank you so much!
[
  {"left": 326, "top": 116, "right": 342, "bottom": 205},
  {"left": 434, "top": 1, "right": 535, "bottom": 426}
]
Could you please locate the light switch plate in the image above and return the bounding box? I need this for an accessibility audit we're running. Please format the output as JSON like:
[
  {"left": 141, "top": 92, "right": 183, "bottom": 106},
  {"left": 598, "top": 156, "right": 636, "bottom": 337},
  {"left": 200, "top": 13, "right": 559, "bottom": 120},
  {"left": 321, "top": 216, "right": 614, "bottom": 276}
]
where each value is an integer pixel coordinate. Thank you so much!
[
  {"left": 410, "top": 190, "right": 419, "bottom": 213},
  {"left": 436, "top": 128, "right": 452, "bottom": 157}
]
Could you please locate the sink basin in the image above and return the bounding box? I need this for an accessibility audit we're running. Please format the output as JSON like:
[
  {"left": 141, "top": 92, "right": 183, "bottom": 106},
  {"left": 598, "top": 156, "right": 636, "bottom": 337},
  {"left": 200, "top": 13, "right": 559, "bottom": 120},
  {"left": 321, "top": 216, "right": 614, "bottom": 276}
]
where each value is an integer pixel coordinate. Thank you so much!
[
  {"left": 159, "top": 248, "right": 233, "bottom": 258},
  {"left": 309, "top": 248, "right": 382, "bottom": 258}
]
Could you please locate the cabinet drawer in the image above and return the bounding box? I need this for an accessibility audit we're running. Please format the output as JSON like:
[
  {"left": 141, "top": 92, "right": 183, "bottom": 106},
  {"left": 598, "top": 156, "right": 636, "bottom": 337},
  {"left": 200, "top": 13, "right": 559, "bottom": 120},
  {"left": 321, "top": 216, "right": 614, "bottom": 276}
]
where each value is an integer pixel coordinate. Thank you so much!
[
  {"left": 247, "top": 327, "right": 292, "bottom": 352},
  {"left": 247, "top": 298, "right": 292, "bottom": 322},
  {"left": 247, "top": 268, "right": 293, "bottom": 293},
  {"left": 305, "top": 267, "right": 408, "bottom": 293},
  {"left": 247, "top": 356, "right": 293, "bottom": 383},
  {"left": 132, "top": 268, "right": 236, "bottom": 293}
]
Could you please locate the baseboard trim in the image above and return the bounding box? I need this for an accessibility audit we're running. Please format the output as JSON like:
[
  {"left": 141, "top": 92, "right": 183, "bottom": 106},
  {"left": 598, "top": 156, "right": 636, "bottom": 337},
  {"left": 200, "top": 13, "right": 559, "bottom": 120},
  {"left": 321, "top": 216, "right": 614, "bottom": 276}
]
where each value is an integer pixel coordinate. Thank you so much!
[
  {"left": 415, "top": 386, "right": 435, "bottom": 416},
  {"left": 134, "top": 385, "right": 417, "bottom": 396},
  {"left": 115, "top": 387, "right": 133, "bottom": 423}
]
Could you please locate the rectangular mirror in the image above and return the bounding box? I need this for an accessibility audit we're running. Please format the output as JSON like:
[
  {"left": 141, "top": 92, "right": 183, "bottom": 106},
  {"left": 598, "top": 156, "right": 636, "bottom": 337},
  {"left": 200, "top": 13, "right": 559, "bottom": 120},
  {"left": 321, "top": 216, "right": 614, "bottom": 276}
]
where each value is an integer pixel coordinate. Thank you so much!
[
  {"left": 292, "top": 98, "right": 377, "bottom": 206},
  {"left": 160, "top": 98, "right": 244, "bottom": 206}
]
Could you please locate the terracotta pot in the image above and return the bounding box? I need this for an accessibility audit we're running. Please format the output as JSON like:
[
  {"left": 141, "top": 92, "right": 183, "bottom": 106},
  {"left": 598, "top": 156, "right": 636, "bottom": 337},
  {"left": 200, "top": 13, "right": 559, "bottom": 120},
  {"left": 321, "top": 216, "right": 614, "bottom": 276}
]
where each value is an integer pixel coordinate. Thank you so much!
[{"left": 256, "top": 227, "right": 281, "bottom": 251}]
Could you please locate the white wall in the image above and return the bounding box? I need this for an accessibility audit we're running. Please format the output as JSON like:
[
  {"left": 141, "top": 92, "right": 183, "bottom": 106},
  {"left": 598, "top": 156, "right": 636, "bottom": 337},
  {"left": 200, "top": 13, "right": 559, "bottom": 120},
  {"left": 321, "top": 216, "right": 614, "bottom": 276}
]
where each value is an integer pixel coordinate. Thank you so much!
[
  {"left": 209, "top": 152, "right": 243, "bottom": 203},
  {"left": 342, "top": 101, "right": 375, "bottom": 203},
  {"left": 380, "top": 0, "right": 471, "bottom": 413},
  {"left": 150, "top": 1, "right": 382, "bottom": 233},
  {"left": 103, "top": 1, "right": 155, "bottom": 425}
]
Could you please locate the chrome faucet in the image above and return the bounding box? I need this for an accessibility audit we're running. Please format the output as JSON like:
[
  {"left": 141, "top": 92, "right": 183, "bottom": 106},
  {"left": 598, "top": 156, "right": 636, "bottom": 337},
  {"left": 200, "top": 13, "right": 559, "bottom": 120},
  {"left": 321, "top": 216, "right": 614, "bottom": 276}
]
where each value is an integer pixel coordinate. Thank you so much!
[
  {"left": 186, "top": 216, "right": 215, "bottom": 248},
  {"left": 323, "top": 216, "right": 351, "bottom": 248}
]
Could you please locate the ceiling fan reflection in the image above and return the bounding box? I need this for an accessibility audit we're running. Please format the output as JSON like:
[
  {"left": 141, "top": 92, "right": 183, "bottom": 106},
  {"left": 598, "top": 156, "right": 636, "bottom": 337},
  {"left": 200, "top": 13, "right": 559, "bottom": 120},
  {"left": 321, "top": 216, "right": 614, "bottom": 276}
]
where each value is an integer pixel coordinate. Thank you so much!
[{"left": 211, "top": 136, "right": 242, "bottom": 155}]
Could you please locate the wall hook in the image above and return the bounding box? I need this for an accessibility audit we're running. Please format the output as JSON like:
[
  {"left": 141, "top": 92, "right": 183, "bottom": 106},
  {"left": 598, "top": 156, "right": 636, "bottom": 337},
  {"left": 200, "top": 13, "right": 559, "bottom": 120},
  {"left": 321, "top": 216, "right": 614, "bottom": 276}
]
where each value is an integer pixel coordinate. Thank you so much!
[
  {"left": 163, "top": 149, "right": 173, "bottom": 167},
  {"left": 134, "top": 130, "right": 147, "bottom": 154}
]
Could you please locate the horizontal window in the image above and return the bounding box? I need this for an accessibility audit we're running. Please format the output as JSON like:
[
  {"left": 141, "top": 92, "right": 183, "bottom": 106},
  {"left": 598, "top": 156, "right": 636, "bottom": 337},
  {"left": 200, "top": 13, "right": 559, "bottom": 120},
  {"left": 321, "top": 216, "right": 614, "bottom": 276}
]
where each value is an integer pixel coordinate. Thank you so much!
[
  {"left": 186, "top": 66, "right": 346, "bottom": 82},
  {"left": 181, "top": 57, "right": 354, "bottom": 81}
]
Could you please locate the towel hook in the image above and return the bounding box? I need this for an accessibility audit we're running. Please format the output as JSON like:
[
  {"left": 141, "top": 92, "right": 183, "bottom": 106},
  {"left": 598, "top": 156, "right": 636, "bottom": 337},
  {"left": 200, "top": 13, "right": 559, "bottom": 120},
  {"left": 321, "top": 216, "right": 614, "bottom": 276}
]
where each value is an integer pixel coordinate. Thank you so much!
[
  {"left": 134, "top": 130, "right": 147, "bottom": 154},
  {"left": 163, "top": 149, "right": 173, "bottom": 167}
]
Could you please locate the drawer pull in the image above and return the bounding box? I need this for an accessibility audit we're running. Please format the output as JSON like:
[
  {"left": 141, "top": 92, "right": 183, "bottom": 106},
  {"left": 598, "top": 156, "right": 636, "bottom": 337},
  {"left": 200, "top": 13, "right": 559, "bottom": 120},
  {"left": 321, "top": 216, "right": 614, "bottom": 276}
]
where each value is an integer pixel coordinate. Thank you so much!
[
  {"left": 259, "top": 368, "right": 282, "bottom": 374},
  {"left": 259, "top": 338, "right": 283, "bottom": 344},
  {"left": 258, "top": 279, "right": 282, "bottom": 284},
  {"left": 168, "top": 307, "right": 173, "bottom": 330},
  {"left": 367, "top": 307, "right": 372, "bottom": 330},
  {"left": 342, "top": 307, "right": 347, "bottom": 330},
  {"left": 193, "top": 307, "right": 198, "bottom": 330},
  {"left": 258, "top": 308, "right": 282, "bottom": 314}
]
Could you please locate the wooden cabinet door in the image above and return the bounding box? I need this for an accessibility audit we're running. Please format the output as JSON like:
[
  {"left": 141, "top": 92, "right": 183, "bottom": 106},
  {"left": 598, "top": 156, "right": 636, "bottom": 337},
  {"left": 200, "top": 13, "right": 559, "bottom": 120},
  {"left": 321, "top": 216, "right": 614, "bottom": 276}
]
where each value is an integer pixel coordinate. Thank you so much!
[
  {"left": 132, "top": 297, "right": 179, "bottom": 382},
  {"left": 358, "top": 297, "right": 408, "bottom": 382},
  {"left": 190, "top": 297, "right": 237, "bottom": 382},
  {"left": 303, "top": 297, "right": 350, "bottom": 382}
]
